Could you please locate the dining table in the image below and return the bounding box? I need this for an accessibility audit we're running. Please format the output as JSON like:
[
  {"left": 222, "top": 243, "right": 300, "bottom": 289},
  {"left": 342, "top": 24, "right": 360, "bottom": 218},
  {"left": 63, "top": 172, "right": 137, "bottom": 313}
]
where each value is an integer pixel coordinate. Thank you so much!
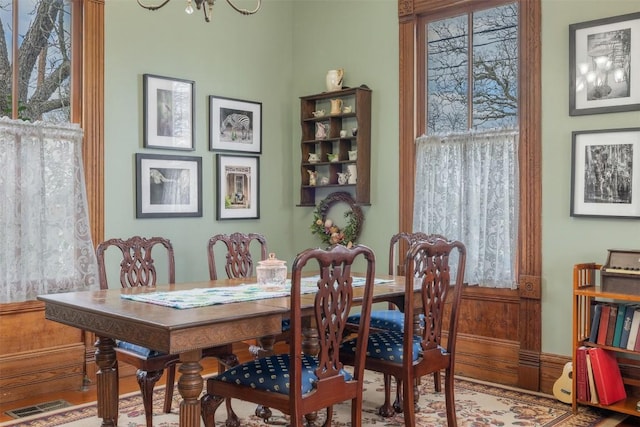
[{"left": 38, "top": 274, "right": 407, "bottom": 427}]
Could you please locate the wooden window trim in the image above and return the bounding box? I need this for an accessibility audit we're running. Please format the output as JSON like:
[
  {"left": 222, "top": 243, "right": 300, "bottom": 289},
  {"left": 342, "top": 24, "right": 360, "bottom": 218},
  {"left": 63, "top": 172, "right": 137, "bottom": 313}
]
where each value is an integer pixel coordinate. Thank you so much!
[{"left": 398, "top": 0, "right": 541, "bottom": 389}]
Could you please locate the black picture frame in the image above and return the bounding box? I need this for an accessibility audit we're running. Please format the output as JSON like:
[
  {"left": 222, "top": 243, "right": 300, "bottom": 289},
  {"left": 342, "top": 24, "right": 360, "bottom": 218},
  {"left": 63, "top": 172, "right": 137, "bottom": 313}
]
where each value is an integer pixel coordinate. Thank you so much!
[
  {"left": 570, "top": 128, "right": 640, "bottom": 218},
  {"left": 569, "top": 12, "right": 640, "bottom": 116},
  {"left": 216, "top": 154, "right": 260, "bottom": 220},
  {"left": 209, "top": 95, "right": 262, "bottom": 153},
  {"left": 136, "top": 153, "right": 202, "bottom": 218},
  {"left": 143, "top": 74, "right": 195, "bottom": 150}
]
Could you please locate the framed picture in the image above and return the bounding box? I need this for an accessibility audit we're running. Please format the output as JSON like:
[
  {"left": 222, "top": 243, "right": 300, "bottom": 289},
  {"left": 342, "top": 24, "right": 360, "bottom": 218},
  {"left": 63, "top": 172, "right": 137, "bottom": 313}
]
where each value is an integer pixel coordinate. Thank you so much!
[
  {"left": 136, "top": 153, "right": 202, "bottom": 218},
  {"left": 209, "top": 95, "right": 262, "bottom": 153},
  {"left": 569, "top": 12, "right": 640, "bottom": 116},
  {"left": 143, "top": 74, "right": 195, "bottom": 150},
  {"left": 216, "top": 154, "right": 260, "bottom": 220},
  {"left": 570, "top": 128, "right": 640, "bottom": 218}
]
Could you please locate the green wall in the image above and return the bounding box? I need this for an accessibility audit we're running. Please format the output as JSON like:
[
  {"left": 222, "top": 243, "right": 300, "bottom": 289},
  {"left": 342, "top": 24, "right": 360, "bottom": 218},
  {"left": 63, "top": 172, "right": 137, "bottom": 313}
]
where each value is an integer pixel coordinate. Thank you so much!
[
  {"left": 104, "top": 0, "right": 640, "bottom": 357},
  {"left": 541, "top": 0, "right": 640, "bottom": 356}
]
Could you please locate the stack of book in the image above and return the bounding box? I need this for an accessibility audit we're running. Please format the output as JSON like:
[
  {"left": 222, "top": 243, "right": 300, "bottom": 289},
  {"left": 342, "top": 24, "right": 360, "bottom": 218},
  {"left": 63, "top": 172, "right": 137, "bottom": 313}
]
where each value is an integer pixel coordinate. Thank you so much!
[
  {"left": 575, "top": 346, "right": 626, "bottom": 405},
  {"left": 588, "top": 303, "right": 640, "bottom": 350}
]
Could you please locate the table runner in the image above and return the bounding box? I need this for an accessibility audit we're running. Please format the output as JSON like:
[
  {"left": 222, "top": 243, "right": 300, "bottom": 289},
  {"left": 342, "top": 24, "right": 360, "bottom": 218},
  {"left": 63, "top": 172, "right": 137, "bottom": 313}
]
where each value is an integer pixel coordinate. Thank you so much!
[{"left": 120, "top": 276, "right": 393, "bottom": 309}]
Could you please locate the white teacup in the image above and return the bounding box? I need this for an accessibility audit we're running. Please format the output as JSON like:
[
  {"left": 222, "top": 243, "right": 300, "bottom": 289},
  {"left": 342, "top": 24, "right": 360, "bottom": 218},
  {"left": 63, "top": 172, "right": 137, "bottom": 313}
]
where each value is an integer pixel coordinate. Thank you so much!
[{"left": 348, "top": 150, "right": 357, "bottom": 161}]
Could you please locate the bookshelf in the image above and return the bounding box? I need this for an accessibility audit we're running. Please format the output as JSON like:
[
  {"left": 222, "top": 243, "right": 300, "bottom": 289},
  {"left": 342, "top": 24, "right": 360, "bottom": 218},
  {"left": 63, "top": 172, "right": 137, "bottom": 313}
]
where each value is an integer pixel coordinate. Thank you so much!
[{"left": 572, "top": 263, "right": 640, "bottom": 416}]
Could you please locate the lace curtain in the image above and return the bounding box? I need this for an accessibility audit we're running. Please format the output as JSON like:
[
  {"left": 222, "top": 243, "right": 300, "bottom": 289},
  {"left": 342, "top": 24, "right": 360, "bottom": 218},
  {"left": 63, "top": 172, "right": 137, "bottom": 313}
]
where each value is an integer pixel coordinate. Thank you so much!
[
  {"left": 413, "top": 128, "right": 519, "bottom": 289},
  {"left": 0, "top": 118, "right": 98, "bottom": 303}
]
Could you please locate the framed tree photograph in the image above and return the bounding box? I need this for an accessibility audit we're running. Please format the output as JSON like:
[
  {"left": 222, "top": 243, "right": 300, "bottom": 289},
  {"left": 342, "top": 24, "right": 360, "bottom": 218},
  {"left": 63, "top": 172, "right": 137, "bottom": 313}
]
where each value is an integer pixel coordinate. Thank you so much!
[
  {"left": 143, "top": 74, "right": 195, "bottom": 150},
  {"left": 571, "top": 128, "right": 640, "bottom": 218},
  {"left": 569, "top": 12, "right": 640, "bottom": 116},
  {"left": 136, "top": 153, "right": 202, "bottom": 218},
  {"left": 216, "top": 154, "right": 260, "bottom": 220},
  {"left": 209, "top": 95, "right": 262, "bottom": 153}
]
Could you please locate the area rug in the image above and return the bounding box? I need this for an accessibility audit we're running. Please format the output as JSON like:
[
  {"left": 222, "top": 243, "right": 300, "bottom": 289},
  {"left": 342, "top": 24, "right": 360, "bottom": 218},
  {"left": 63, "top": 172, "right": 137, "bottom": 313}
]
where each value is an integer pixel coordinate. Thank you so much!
[{"left": 0, "top": 371, "right": 625, "bottom": 427}]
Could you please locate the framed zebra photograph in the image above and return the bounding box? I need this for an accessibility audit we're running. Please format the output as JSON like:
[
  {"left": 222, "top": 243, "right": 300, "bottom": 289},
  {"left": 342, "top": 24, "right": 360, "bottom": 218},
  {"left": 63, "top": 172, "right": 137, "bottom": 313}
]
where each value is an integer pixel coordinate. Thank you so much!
[
  {"left": 216, "top": 154, "right": 260, "bottom": 220},
  {"left": 209, "top": 95, "right": 262, "bottom": 153},
  {"left": 143, "top": 74, "right": 195, "bottom": 150}
]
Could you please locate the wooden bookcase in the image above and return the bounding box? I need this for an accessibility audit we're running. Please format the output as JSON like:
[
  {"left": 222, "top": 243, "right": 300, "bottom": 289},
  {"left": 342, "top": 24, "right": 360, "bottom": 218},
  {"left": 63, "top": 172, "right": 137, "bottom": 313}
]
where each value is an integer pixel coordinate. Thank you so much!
[
  {"left": 572, "top": 263, "right": 640, "bottom": 416},
  {"left": 298, "top": 86, "right": 371, "bottom": 206}
]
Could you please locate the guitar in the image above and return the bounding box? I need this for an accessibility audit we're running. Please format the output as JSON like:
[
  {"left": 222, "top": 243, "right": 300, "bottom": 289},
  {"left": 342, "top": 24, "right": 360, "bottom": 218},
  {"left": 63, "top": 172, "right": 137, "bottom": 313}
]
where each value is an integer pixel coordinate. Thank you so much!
[{"left": 553, "top": 361, "right": 573, "bottom": 404}]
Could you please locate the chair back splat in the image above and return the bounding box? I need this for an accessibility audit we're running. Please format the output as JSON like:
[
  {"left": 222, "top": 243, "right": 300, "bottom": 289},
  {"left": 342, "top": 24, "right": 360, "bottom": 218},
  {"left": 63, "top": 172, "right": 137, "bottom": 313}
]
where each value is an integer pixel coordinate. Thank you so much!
[
  {"left": 207, "top": 232, "right": 267, "bottom": 280},
  {"left": 96, "top": 235, "right": 175, "bottom": 289},
  {"left": 202, "top": 244, "right": 377, "bottom": 427}
]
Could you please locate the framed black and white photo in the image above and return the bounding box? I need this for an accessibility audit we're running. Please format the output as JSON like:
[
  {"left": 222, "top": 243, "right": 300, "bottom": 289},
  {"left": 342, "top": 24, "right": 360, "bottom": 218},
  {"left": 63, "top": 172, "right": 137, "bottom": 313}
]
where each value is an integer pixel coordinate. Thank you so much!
[
  {"left": 569, "top": 12, "right": 640, "bottom": 116},
  {"left": 143, "top": 74, "right": 195, "bottom": 150},
  {"left": 571, "top": 128, "right": 640, "bottom": 218},
  {"left": 209, "top": 95, "right": 262, "bottom": 153},
  {"left": 216, "top": 154, "right": 259, "bottom": 220},
  {"left": 136, "top": 153, "right": 202, "bottom": 218}
]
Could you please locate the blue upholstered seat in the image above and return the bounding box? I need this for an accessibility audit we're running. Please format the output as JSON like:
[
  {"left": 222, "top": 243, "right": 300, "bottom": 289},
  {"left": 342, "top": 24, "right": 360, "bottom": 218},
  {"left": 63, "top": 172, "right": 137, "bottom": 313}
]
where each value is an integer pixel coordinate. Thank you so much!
[
  {"left": 213, "top": 354, "right": 352, "bottom": 395},
  {"left": 346, "top": 310, "right": 425, "bottom": 333},
  {"left": 115, "top": 340, "right": 165, "bottom": 358},
  {"left": 340, "top": 330, "right": 426, "bottom": 363}
]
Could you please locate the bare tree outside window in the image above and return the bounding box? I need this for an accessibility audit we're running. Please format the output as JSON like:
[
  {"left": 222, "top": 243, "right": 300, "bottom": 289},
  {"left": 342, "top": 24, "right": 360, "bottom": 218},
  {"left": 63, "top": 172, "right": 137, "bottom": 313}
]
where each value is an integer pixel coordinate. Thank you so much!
[
  {"left": 0, "top": 0, "right": 71, "bottom": 122},
  {"left": 426, "top": 3, "right": 518, "bottom": 134}
]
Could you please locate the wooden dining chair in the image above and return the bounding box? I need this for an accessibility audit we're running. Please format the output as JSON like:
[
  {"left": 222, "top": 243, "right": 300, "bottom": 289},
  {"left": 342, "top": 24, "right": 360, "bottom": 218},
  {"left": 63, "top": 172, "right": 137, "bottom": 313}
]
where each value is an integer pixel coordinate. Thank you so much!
[
  {"left": 340, "top": 237, "right": 466, "bottom": 426},
  {"left": 207, "top": 232, "right": 268, "bottom": 280},
  {"left": 96, "top": 236, "right": 236, "bottom": 427},
  {"left": 201, "top": 244, "right": 377, "bottom": 427},
  {"left": 346, "top": 231, "right": 447, "bottom": 404}
]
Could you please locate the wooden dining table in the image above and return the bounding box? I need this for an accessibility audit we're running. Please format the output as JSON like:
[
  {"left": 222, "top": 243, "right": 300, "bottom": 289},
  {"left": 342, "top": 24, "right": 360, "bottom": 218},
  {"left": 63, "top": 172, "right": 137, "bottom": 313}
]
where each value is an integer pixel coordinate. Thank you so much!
[{"left": 38, "top": 275, "right": 406, "bottom": 427}]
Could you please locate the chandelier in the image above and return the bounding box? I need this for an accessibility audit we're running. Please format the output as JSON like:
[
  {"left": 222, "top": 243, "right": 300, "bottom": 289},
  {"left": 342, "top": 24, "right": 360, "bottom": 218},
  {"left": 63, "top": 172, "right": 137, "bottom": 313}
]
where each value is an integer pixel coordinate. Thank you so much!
[{"left": 137, "top": 0, "right": 261, "bottom": 22}]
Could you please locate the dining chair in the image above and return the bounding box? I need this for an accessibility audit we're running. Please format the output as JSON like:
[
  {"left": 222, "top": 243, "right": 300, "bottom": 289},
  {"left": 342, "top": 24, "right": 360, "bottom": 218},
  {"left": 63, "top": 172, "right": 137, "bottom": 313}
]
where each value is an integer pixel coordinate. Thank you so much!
[
  {"left": 207, "top": 232, "right": 283, "bottom": 420},
  {"left": 345, "top": 231, "right": 446, "bottom": 403},
  {"left": 340, "top": 237, "right": 466, "bottom": 426},
  {"left": 201, "top": 244, "right": 377, "bottom": 427},
  {"left": 96, "top": 236, "right": 236, "bottom": 427}
]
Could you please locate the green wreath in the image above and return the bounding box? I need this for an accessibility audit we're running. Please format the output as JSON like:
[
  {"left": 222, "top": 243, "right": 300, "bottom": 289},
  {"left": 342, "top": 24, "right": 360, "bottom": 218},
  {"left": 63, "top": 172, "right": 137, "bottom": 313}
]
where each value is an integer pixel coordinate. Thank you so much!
[{"left": 310, "top": 192, "right": 364, "bottom": 247}]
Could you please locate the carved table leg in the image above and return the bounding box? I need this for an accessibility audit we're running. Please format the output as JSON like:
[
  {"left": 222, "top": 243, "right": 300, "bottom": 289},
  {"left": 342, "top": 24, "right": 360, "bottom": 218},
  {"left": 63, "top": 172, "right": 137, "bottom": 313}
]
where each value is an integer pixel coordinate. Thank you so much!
[
  {"left": 178, "top": 350, "right": 204, "bottom": 427},
  {"left": 95, "top": 336, "right": 118, "bottom": 427}
]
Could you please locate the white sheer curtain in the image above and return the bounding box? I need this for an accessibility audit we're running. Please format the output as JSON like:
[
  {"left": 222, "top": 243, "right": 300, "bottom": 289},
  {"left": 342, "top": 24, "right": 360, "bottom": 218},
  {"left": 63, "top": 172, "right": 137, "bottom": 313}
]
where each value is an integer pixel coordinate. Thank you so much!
[
  {"left": 413, "top": 128, "right": 519, "bottom": 289},
  {"left": 0, "top": 118, "right": 98, "bottom": 303}
]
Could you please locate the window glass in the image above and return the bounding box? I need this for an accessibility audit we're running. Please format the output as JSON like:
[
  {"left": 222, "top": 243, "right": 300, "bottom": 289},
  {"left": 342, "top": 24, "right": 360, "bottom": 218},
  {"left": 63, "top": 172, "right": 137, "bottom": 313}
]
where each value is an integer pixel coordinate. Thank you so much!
[
  {"left": 426, "top": 3, "right": 518, "bottom": 134},
  {"left": 1, "top": 0, "right": 71, "bottom": 122},
  {"left": 472, "top": 3, "right": 518, "bottom": 130},
  {"left": 427, "top": 14, "right": 468, "bottom": 134}
]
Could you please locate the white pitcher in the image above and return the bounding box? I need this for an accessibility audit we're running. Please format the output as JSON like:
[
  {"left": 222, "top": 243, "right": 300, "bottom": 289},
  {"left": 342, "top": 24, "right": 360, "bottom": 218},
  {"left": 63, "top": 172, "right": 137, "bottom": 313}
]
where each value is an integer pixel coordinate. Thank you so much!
[
  {"left": 347, "top": 165, "right": 357, "bottom": 184},
  {"left": 326, "top": 69, "right": 344, "bottom": 92}
]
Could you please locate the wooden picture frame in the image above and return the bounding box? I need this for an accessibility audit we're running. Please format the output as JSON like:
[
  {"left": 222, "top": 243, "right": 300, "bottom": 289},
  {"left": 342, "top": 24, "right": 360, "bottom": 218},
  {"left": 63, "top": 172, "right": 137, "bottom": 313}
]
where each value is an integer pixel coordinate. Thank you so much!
[
  {"left": 569, "top": 12, "right": 640, "bottom": 116},
  {"left": 136, "top": 153, "right": 202, "bottom": 218},
  {"left": 570, "top": 128, "right": 640, "bottom": 218},
  {"left": 216, "top": 154, "right": 260, "bottom": 220},
  {"left": 209, "top": 95, "right": 262, "bottom": 153},
  {"left": 143, "top": 74, "right": 195, "bottom": 150}
]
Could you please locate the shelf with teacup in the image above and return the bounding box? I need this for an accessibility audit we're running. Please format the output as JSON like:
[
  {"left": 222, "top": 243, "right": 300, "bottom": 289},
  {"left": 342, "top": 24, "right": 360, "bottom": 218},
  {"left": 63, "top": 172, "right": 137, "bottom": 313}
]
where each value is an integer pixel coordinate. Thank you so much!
[{"left": 298, "top": 85, "right": 371, "bottom": 206}]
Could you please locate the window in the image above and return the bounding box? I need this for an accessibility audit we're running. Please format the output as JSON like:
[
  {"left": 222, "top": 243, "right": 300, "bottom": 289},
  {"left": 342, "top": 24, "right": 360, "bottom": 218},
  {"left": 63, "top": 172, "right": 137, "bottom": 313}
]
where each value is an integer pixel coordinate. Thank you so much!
[
  {"left": 0, "top": 0, "right": 97, "bottom": 303},
  {"left": 0, "top": 0, "right": 72, "bottom": 122},
  {"left": 413, "top": 2, "right": 520, "bottom": 288}
]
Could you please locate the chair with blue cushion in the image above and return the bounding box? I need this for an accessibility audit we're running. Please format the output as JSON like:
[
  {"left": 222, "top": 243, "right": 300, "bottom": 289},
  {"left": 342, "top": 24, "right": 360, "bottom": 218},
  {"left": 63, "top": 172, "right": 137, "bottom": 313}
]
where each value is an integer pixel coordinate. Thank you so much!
[
  {"left": 346, "top": 231, "right": 446, "bottom": 402},
  {"left": 96, "top": 236, "right": 236, "bottom": 427},
  {"left": 340, "top": 237, "right": 466, "bottom": 426},
  {"left": 201, "top": 244, "right": 377, "bottom": 427}
]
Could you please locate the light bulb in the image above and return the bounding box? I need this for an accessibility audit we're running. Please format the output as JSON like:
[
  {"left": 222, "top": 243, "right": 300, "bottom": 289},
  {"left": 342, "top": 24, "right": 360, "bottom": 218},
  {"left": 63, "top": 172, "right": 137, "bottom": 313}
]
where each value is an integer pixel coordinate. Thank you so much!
[{"left": 185, "top": 0, "right": 194, "bottom": 14}]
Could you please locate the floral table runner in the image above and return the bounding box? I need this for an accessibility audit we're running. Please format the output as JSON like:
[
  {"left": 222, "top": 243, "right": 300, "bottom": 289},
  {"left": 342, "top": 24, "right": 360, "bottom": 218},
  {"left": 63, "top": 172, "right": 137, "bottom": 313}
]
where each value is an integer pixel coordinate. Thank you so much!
[{"left": 120, "top": 276, "right": 393, "bottom": 309}]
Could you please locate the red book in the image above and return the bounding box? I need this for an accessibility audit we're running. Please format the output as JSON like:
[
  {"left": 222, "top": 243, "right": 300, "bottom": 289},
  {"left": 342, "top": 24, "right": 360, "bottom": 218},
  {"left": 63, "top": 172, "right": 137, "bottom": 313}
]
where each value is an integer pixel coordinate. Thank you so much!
[
  {"left": 597, "top": 305, "right": 611, "bottom": 345},
  {"left": 588, "top": 348, "right": 626, "bottom": 405},
  {"left": 576, "top": 346, "right": 589, "bottom": 402}
]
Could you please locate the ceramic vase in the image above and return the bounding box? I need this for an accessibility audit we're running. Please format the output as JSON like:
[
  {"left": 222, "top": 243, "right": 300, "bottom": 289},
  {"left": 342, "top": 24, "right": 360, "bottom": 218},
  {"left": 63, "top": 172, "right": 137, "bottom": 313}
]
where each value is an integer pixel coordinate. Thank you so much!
[{"left": 347, "top": 165, "right": 357, "bottom": 184}]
